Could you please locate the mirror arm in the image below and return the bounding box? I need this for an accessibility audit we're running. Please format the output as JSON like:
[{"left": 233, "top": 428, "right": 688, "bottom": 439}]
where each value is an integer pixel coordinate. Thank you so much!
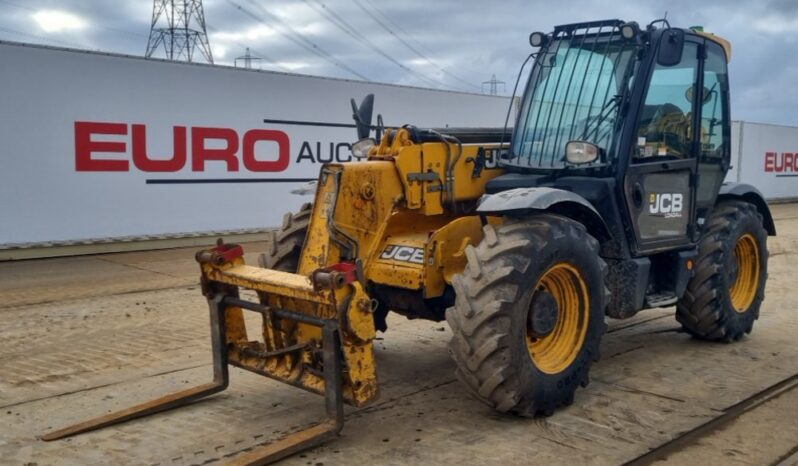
[{"left": 375, "top": 115, "right": 384, "bottom": 143}]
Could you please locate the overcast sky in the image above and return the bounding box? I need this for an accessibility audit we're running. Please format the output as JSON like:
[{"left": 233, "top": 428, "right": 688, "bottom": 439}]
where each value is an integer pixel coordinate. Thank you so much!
[{"left": 0, "top": 0, "right": 796, "bottom": 125}]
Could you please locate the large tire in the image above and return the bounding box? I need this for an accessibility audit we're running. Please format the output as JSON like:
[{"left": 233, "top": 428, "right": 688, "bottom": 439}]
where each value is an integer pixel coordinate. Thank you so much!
[
  {"left": 258, "top": 202, "right": 312, "bottom": 272},
  {"left": 446, "top": 215, "right": 608, "bottom": 416},
  {"left": 676, "top": 201, "right": 768, "bottom": 341}
]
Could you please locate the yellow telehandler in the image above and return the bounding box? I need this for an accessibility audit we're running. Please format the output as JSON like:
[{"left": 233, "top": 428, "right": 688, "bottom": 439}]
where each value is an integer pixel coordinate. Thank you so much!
[{"left": 44, "top": 19, "right": 774, "bottom": 464}]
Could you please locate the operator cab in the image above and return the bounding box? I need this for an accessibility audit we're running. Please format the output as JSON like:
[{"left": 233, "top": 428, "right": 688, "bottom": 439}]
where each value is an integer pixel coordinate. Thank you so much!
[{"left": 488, "top": 19, "right": 733, "bottom": 257}]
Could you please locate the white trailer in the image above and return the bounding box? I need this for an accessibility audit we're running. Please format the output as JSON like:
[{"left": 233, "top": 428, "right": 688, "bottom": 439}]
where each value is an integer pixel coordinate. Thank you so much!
[
  {"left": 0, "top": 41, "right": 511, "bottom": 257},
  {"left": 730, "top": 121, "right": 798, "bottom": 201},
  {"left": 1, "top": 41, "right": 795, "bottom": 260}
]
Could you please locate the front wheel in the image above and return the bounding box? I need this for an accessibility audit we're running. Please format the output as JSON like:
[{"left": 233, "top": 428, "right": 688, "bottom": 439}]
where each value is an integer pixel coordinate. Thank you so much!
[
  {"left": 257, "top": 202, "right": 312, "bottom": 272},
  {"left": 446, "top": 215, "right": 607, "bottom": 416}
]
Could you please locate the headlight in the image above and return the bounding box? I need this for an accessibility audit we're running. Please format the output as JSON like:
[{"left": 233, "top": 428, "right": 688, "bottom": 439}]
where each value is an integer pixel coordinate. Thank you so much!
[
  {"left": 352, "top": 138, "right": 375, "bottom": 159},
  {"left": 565, "top": 141, "right": 599, "bottom": 165}
]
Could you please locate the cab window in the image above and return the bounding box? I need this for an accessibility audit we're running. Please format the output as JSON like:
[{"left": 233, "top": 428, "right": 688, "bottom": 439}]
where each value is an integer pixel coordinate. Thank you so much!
[
  {"left": 633, "top": 41, "right": 699, "bottom": 161},
  {"left": 699, "top": 42, "right": 729, "bottom": 161},
  {"left": 696, "top": 41, "right": 730, "bottom": 205}
]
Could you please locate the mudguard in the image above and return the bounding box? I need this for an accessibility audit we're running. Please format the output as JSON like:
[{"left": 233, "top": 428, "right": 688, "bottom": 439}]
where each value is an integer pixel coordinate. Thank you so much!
[
  {"left": 477, "top": 187, "right": 611, "bottom": 242},
  {"left": 718, "top": 182, "right": 776, "bottom": 235}
]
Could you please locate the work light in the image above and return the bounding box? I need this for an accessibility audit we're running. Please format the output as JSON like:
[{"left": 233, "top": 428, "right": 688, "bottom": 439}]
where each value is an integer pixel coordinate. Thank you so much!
[
  {"left": 529, "top": 32, "right": 548, "bottom": 48},
  {"left": 620, "top": 22, "right": 639, "bottom": 40},
  {"left": 352, "top": 138, "right": 375, "bottom": 159}
]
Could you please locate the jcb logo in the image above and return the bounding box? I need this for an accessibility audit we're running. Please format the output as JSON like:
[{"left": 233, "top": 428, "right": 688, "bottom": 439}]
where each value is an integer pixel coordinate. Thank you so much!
[
  {"left": 484, "top": 148, "right": 503, "bottom": 169},
  {"left": 649, "top": 193, "right": 684, "bottom": 217},
  {"left": 380, "top": 245, "right": 425, "bottom": 264}
]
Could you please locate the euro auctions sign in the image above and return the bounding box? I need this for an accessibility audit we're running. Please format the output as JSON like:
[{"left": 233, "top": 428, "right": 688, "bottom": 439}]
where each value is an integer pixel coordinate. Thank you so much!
[
  {"left": 74, "top": 121, "right": 361, "bottom": 175},
  {"left": 727, "top": 121, "right": 798, "bottom": 201},
  {"left": 0, "top": 41, "right": 510, "bottom": 245},
  {"left": 764, "top": 151, "right": 798, "bottom": 175}
]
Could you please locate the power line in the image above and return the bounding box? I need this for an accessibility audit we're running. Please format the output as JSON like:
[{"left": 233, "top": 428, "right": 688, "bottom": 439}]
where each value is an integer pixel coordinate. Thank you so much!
[
  {"left": 233, "top": 0, "right": 370, "bottom": 80},
  {"left": 234, "top": 47, "right": 261, "bottom": 69},
  {"left": 0, "top": 0, "right": 148, "bottom": 44},
  {"left": 353, "top": 0, "right": 481, "bottom": 91},
  {"left": 0, "top": 0, "right": 486, "bottom": 90},
  {"left": 1, "top": 0, "right": 282, "bottom": 73},
  {"left": 146, "top": 0, "right": 213, "bottom": 63},
  {"left": 0, "top": 25, "right": 88, "bottom": 50},
  {"left": 205, "top": 24, "right": 291, "bottom": 72},
  {"left": 362, "top": 0, "right": 436, "bottom": 56},
  {"left": 482, "top": 74, "right": 506, "bottom": 95},
  {"left": 302, "top": 0, "right": 456, "bottom": 90},
  {"left": 226, "top": 0, "right": 370, "bottom": 81}
]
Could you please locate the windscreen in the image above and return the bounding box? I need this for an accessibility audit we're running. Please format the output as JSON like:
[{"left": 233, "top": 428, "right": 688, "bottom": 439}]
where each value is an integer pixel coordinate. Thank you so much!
[{"left": 507, "top": 31, "right": 638, "bottom": 169}]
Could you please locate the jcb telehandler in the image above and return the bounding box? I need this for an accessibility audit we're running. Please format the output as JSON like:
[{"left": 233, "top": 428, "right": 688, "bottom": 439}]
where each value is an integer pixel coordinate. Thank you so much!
[{"left": 45, "top": 19, "right": 774, "bottom": 464}]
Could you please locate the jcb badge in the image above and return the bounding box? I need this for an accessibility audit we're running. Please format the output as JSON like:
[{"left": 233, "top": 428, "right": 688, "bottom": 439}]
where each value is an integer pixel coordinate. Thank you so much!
[
  {"left": 649, "top": 193, "right": 684, "bottom": 218},
  {"left": 380, "top": 245, "right": 425, "bottom": 264}
]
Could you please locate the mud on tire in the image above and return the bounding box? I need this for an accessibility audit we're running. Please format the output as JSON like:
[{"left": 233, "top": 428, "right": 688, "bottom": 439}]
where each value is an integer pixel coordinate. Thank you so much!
[
  {"left": 676, "top": 201, "right": 768, "bottom": 341},
  {"left": 258, "top": 202, "right": 312, "bottom": 272},
  {"left": 446, "top": 215, "right": 608, "bottom": 416}
]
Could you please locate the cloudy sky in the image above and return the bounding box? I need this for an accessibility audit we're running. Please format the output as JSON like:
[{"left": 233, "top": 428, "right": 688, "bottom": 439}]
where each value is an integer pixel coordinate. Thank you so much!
[{"left": 0, "top": 0, "right": 796, "bottom": 125}]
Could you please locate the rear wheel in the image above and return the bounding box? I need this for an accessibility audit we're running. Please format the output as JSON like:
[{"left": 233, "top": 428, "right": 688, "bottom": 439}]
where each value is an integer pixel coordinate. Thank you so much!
[
  {"left": 676, "top": 201, "right": 768, "bottom": 341},
  {"left": 258, "top": 202, "right": 312, "bottom": 272},
  {"left": 446, "top": 215, "right": 607, "bottom": 416}
]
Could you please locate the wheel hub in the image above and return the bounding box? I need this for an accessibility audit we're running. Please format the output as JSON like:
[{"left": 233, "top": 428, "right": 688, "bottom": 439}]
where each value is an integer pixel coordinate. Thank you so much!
[{"left": 528, "top": 290, "right": 559, "bottom": 338}]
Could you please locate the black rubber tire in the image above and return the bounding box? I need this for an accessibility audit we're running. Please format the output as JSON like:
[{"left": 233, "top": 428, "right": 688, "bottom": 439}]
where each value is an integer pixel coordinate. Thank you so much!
[
  {"left": 446, "top": 215, "right": 608, "bottom": 416},
  {"left": 676, "top": 201, "right": 768, "bottom": 341},
  {"left": 257, "top": 202, "right": 312, "bottom": 272}
]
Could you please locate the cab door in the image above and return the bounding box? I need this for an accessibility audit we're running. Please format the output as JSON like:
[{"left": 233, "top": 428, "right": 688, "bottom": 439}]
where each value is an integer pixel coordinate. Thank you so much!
[
  {"left": 693, "top": 40, "right": 732, "bottom": 233},
  {"left": 624, "top": 39, "right": 701, "bottom": 254}
]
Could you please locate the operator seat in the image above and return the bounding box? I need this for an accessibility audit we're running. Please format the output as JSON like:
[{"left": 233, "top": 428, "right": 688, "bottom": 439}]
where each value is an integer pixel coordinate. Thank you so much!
[{"left": 638, "top": 103, "right": 688, "bottom": 157}]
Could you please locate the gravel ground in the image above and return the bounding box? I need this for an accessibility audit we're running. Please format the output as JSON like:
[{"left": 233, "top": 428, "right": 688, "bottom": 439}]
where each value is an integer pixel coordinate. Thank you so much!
[{"left": 1, "top": 205, "right": 797, "bottom": 465}]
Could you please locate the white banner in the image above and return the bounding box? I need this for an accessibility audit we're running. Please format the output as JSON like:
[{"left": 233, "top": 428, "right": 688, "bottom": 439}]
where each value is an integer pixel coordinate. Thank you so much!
[
  {"left": 0, "top": 42, "right": 511, "bottom": 245},
  {"left": 731, "top": 121, "right": 798, "bottom": 200},
  {"left": 3, "top": 42, "right": 791, "bottom": 248}
]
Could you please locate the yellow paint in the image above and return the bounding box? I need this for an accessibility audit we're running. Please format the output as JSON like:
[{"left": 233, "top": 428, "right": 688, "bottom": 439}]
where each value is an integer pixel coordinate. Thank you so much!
[
  {"left": 695, "top": 31, "right": 732, "bottom": 63},
  {"left": 197, "top": 129, "right": 507, "bottom": 407},
  {"left": 526, "top": 263, "right": 590, "bottom": 375},
  {"left": 729, "top": 233, "right": 760, "bottom": 313},
  {"left": 425, "top": 216, "right": 485, "bottom": 297}
]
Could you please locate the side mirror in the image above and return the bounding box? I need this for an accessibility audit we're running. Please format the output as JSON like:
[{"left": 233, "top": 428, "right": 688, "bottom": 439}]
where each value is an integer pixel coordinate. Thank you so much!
[
  {"left": 685, "top": 85, "right": 713, "bottom": 104},
  {"left": 657, "top": 29, "right": 684, "bottom": 66},
  {"left": 350, "top": 94, "right": 374, "bottom": 140},
  {"left": 565, "top": 141, "right": 599, "bottom": 165}
]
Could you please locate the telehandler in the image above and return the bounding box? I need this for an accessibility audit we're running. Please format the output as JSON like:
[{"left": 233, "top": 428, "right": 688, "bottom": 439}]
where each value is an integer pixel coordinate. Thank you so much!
[{"left": 45, "top": 19, "right": 774, "bottom": 464}]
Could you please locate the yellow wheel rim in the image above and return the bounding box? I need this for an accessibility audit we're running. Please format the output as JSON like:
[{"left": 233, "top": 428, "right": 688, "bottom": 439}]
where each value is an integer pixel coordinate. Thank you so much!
[
  {"left": 729, "top": 233, "right": 760, "bottom": 313},
  {"left": 527, "top": 263, "right": 590, "bottom": 375}
]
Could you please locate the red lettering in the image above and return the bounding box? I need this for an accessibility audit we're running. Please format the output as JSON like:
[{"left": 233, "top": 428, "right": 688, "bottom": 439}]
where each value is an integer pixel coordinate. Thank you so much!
[
  {"left": 191, "top": 127, "right": 239, "bottom": 172},
  {"left": 75, "top": 121, "right": 128, "bottom": 171},
  {"left": 75, "top": 122, "right": 301, "bottom": 173},
  {"left": 131, "top": 124, "right": 187, "bottom": 172},
  {"left": 242, "top": 129, "right": 290, "bottom": 172},
  {"left": 765, "top": 152, "right": 775, "bottom": 172},
  {"left": 775, "top": 151, "right": 785, "bottom": 172},
  {"left": 785, "top": 153, "right": 795, "bottom": 173}
]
